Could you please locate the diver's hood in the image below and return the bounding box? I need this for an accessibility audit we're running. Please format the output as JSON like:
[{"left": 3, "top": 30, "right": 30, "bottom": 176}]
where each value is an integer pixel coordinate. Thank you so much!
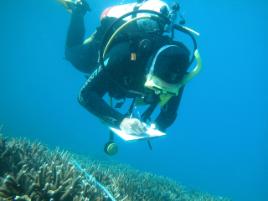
[{"left": 145, "top": 45, "right": 202, "bottom": 96}]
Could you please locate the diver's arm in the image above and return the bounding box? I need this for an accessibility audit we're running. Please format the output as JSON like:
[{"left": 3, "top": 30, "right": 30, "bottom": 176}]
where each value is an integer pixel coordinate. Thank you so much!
[
  {"left": 78, "top": 67, "right": 125, "bottom": 128},
  {"left": 154, "top": 87, "right": 185, "bottom": 131}
]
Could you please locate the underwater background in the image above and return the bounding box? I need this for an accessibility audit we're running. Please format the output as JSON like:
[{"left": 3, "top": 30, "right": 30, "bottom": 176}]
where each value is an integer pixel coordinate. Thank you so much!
[{"left": 0, "top": 0, "right": 267, "bottom": 200}]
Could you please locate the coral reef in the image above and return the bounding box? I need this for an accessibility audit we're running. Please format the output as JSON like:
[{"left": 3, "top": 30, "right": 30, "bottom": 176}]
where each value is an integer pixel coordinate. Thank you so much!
[{"left": 0, "top": 131, "right": 230, "bottom": 201}]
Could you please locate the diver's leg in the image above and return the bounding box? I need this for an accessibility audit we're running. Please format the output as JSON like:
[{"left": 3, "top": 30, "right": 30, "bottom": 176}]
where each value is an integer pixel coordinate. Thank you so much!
[
  {"left": 65, "top": 6, "right": 98, "bottom": 73},
  {"left": 66, "top": 12, "right": 85, "bottom": 48},
  {"left": 65, "top": 37, "right": 99, "bottom": 74}
]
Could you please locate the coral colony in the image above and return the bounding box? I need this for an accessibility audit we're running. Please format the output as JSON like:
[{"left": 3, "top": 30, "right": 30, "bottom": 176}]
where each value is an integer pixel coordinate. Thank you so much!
[{"left": 0, "top": 132, "right": 229, "bottom": 201}]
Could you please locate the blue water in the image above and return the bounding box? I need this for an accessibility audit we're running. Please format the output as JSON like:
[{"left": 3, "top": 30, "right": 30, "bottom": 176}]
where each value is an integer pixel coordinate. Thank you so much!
[{"left": 0, "top": 0, "right": 267, "bottom": 200}]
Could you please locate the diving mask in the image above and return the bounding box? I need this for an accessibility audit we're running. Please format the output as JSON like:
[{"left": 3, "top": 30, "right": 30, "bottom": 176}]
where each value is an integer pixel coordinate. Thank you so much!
[{"left": 144, "top": 49, "right": 202, "bottom": 96}]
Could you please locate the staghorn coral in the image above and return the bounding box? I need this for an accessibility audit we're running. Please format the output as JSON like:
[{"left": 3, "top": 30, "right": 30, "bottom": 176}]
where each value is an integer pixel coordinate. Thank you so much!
[
  {"left": 0, "top": 132, "right": 230, "bottom": 201},
  {"left": 0, "top": 135, "right": 109, "bottom": 201}
]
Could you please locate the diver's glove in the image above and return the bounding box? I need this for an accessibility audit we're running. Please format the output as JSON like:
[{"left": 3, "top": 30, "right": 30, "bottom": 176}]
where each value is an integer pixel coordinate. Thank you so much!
[{"left": 120, "top": 118, "right": 147, "bottom": 136}]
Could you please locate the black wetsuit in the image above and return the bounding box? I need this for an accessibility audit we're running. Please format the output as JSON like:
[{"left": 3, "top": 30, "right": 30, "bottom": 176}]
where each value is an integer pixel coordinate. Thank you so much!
[{"left": 65, "top": 10, "right": 190, "bottom": 131}]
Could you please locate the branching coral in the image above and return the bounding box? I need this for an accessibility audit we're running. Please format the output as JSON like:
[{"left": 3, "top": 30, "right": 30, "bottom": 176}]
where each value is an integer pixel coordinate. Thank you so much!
[
  {"left": 0, "top": 132, "right": 230, "bottom": 201},
  {"left": 0, "top": 136, "right": 108, "bottom": 201}
]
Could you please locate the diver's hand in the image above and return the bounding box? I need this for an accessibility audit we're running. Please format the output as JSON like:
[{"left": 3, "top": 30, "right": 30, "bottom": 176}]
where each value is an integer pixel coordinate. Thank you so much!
[
  {"left": 120, "top": 118, "right": 147, "bottom": 136},
  {"left": 73, "top": 0, "right": 91, "bottom": 15}
]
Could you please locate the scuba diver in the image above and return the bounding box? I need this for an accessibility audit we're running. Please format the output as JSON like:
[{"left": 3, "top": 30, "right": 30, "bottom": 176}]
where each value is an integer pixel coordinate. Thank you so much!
[{"left": 62, "top": 0, "right": 202, "bottom": 154}]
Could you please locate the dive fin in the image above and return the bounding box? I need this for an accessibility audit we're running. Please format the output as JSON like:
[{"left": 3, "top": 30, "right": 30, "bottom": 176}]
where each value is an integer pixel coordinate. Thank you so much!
[
  {"left": 57, "top": 0, "right": 76, "bottom": 13},
  {"left": 57, "top": 0, "right": 91, "bottom": 13}
]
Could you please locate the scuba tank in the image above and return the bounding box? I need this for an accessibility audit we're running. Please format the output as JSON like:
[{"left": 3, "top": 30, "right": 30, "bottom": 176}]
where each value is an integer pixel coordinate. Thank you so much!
[
  {"left": 100, "top": 0, "right": 171, "bottom": 36},
  {"left": 100, "top": 0, "right": 170, "bottom": 21}
]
